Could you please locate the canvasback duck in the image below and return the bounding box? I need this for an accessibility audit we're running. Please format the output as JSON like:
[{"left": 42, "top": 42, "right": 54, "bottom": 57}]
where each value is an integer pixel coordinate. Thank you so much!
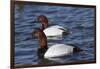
[
  {"left": 38, "top": 15, "right": 68, "bottom": 37},
  {"left": 33, "top": 29, "right": 81, "bottom": 58}
]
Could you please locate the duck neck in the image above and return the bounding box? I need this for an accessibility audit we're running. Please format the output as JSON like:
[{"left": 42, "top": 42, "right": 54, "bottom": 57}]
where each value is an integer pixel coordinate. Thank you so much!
[{"left": 37, "top": 31, "right": 48, "bottom": 49}]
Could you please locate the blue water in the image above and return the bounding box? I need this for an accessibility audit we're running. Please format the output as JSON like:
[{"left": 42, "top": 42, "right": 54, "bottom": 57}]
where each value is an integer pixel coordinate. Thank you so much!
[{"left": 15, "top": 4, "right": 95, "bottom": 66}]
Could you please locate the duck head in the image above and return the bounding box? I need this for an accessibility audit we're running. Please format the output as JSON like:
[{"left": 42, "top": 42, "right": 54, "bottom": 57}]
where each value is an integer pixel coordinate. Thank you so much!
[
  {"left": 33, "top": 29, "right": 48, "bottom": 58},
  {"left": 33, "top": 29, "right": 42, "bottom": 37},
  {"left": 38, "top": 15, "right": 48, "bottom": 30},
  {"left": 33, "top": 29, "right": 48, "bottom": 49}
]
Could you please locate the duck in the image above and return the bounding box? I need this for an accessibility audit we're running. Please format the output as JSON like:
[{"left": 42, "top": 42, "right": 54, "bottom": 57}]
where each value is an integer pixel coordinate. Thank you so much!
[
  {"left": 37, "top": 15, "right": 68, "bottom": 37},
  {"left": 33, "top": 29, "right": 81, "bottom": 59}
]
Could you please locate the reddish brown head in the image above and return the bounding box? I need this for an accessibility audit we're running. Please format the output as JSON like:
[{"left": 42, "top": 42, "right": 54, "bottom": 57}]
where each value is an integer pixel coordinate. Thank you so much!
[
  {"left": 33, "top": 29, "right": 47, "bottom": 49},
  {"left": 33, "top": 29, "right": 42, "bottom": 37},
  {"left": 38, "top": 15, "right": 48, "bottom": 30}
]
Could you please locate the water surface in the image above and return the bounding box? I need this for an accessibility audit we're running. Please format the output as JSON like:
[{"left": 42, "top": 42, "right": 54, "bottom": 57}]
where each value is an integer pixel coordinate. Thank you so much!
[{"left": 15, "top": 4, "right": 95, "bottom": 66}]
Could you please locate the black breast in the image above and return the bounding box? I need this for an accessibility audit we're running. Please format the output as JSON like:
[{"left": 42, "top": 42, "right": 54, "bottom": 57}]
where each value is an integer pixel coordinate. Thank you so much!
[{"left": 37, "top": 47, "right": 48, "bottom": 59}]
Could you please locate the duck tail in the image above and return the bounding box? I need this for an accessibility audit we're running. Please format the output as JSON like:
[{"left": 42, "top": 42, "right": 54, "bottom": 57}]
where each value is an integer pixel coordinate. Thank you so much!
[
  {"left": 68, "top": 44, "right": 82, "bottom": 53},
  {"left": 73, "top": 47, "right": 82, "bottom": 53}
]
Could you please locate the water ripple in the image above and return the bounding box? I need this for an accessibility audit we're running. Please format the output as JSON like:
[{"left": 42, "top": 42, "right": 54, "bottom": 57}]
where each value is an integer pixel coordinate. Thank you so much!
[{"left": 15, "top": 4, "right": 95, "bottom": 65}]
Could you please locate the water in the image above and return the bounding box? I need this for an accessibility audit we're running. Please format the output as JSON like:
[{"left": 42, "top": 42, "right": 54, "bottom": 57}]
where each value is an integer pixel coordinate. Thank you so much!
[{"left": 14, "top": 4, "right": 95, "bottom": 66}]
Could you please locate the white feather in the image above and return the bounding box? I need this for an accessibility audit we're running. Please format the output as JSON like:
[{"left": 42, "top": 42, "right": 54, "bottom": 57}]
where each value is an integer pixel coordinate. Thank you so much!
[
  {"left": 44, "top": 44, "right": 74, "bottom": 58},
  {"left": 43, "top": 25, "right": 67, "bottom": 36}
]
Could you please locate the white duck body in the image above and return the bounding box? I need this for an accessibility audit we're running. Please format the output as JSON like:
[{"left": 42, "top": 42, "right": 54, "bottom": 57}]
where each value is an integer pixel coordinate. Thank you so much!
[
  {"left": 43, "top": 25, "right": 67, "bottom": 37},
  {"left": 44, "top": 44, "right": 74, "bottom": 58}
]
